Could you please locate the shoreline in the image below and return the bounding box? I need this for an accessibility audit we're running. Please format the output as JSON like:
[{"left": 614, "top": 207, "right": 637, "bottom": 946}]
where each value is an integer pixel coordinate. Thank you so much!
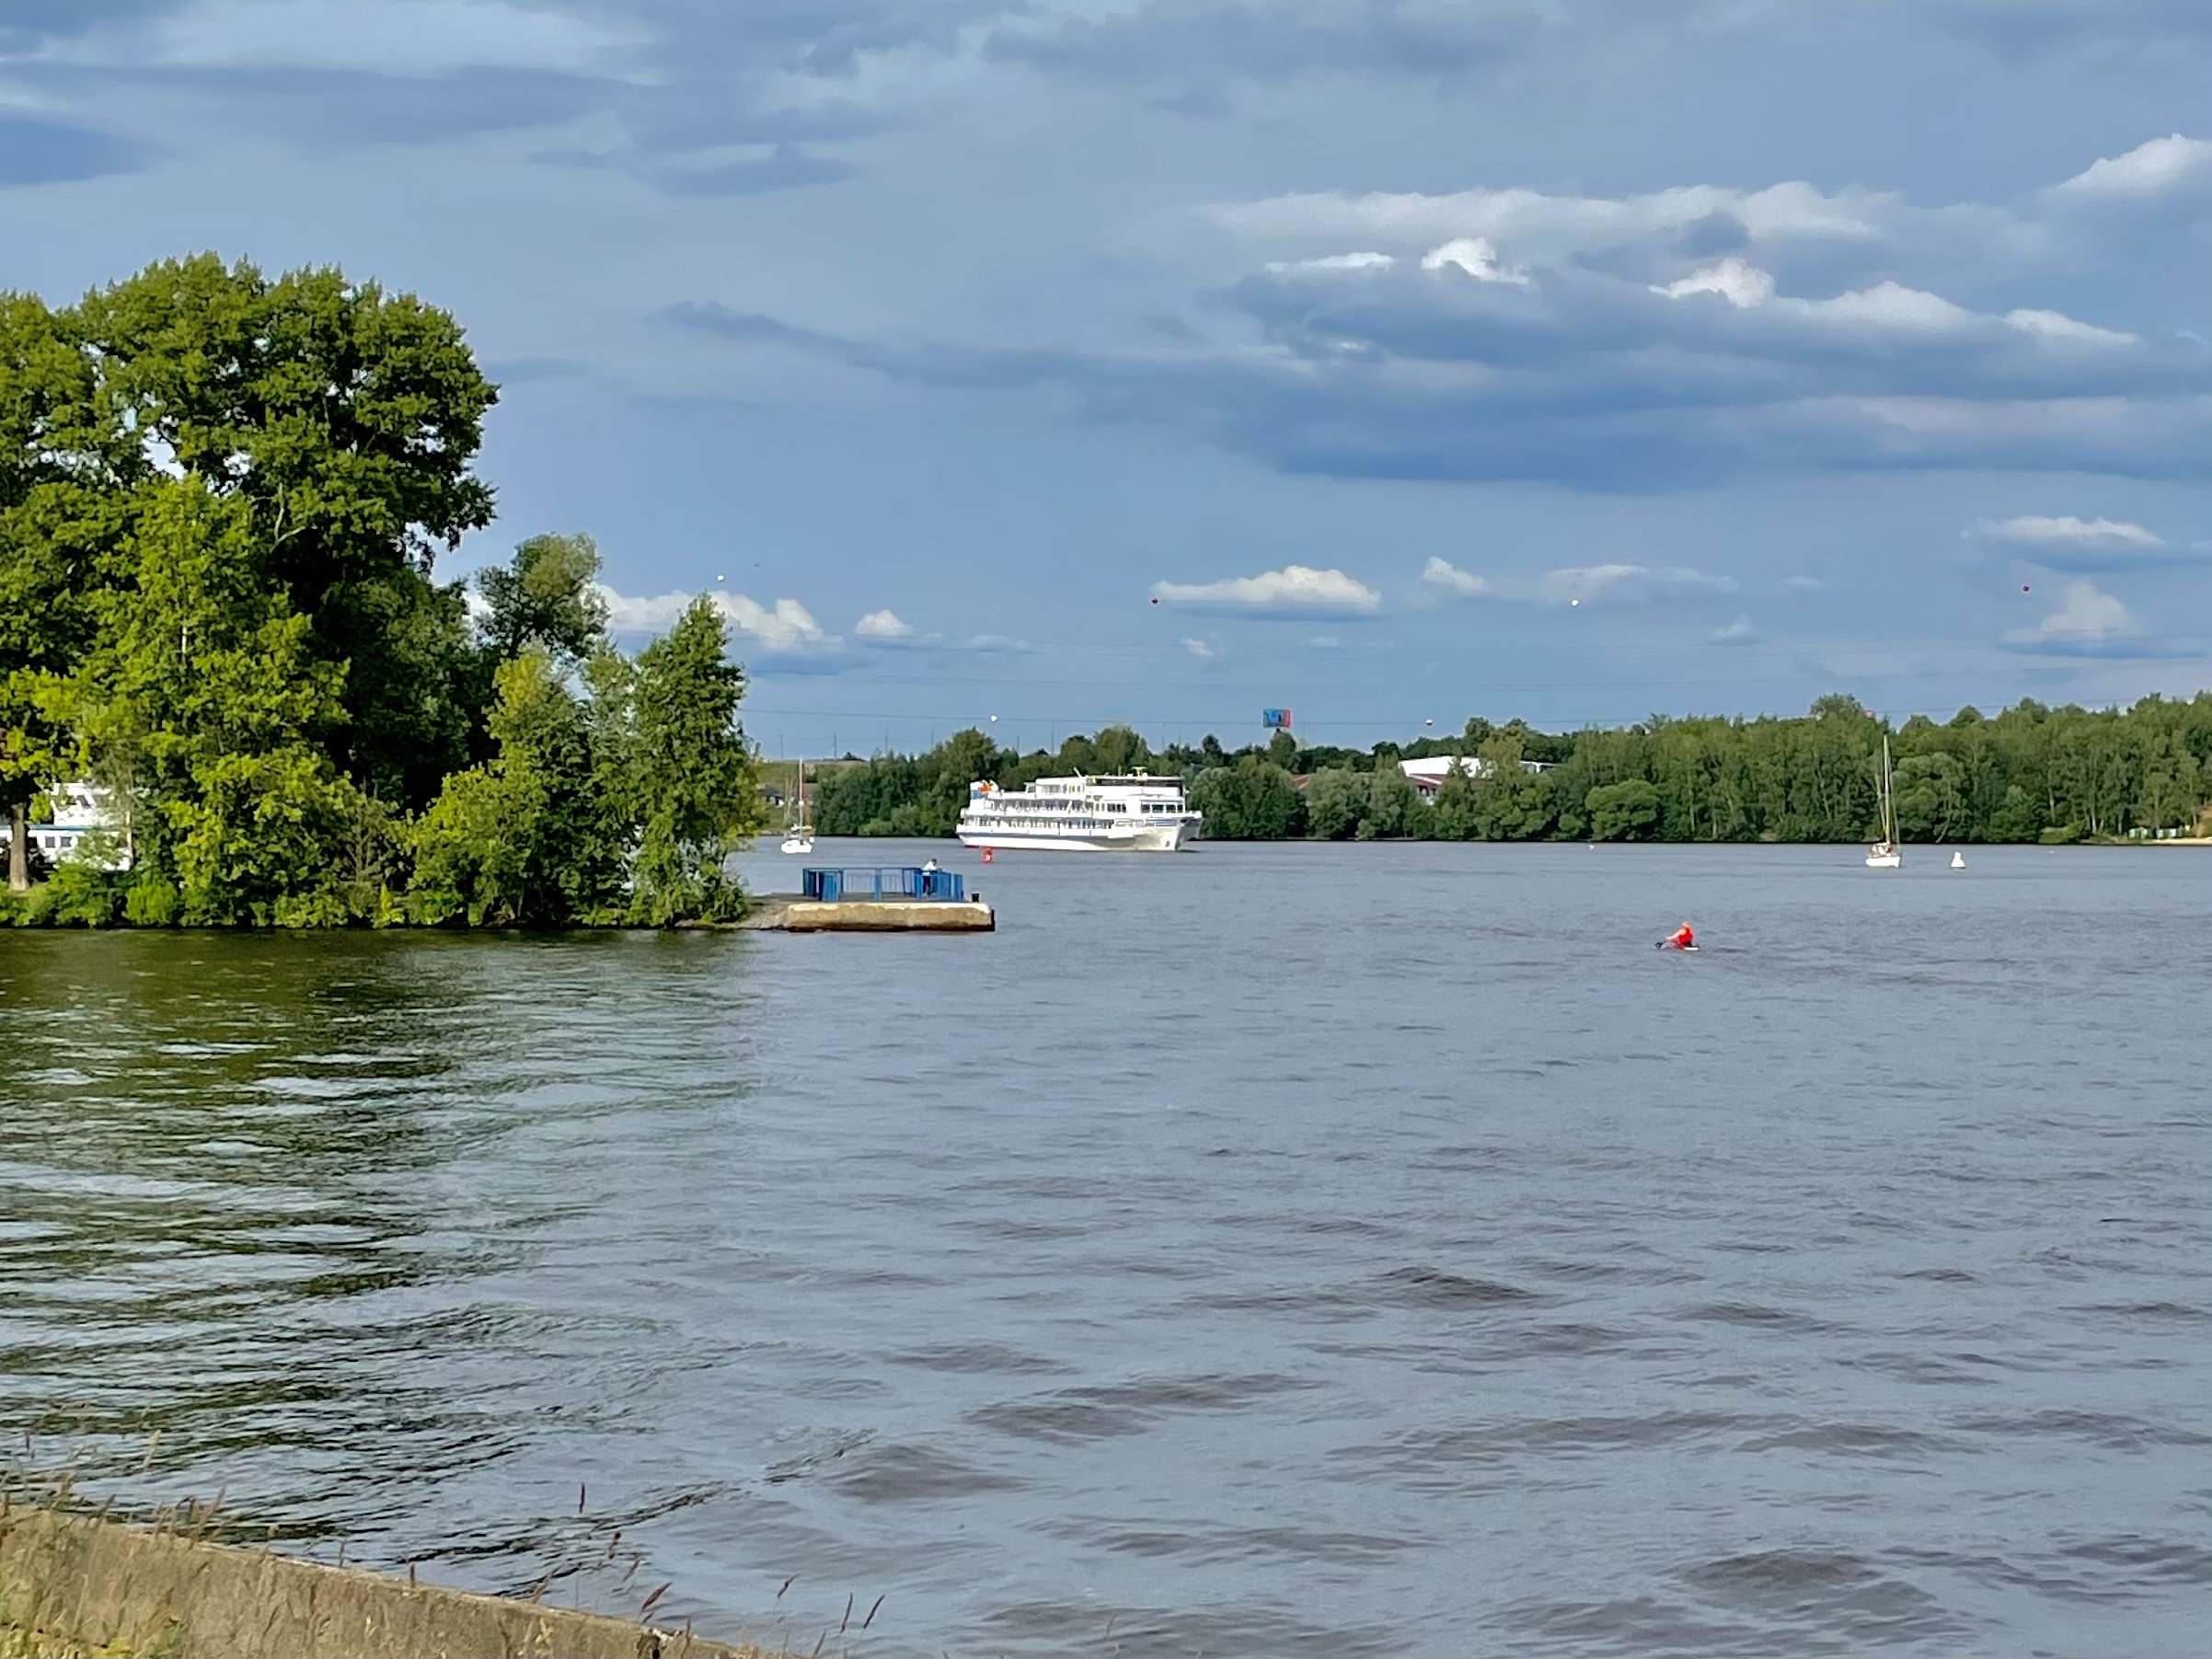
[{"left": 0, "top": 1505, "right": 753, "bottom": 1659}]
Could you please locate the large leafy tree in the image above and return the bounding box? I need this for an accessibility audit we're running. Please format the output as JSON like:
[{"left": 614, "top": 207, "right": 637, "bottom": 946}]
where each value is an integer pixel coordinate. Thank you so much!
[{"left": 71, "top": 255, "right": 498, "bottom": 806}]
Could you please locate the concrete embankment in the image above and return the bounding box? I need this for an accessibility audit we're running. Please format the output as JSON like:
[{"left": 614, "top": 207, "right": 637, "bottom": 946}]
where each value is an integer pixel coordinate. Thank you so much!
[
  {"left": 0, "top": 1506, "right": 749, "bottom": 1659},
  {"left": 737, "top": 894, "right": 994, "bottom": 932}
]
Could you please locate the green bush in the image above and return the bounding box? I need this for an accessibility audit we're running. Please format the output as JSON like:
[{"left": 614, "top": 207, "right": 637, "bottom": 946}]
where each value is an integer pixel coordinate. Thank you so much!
[
  {"left": 39, "top": 861, "right": 126, "bottom": 927},
  {"left": 122, "top": 876, "right": 181, "bottom": 927}
]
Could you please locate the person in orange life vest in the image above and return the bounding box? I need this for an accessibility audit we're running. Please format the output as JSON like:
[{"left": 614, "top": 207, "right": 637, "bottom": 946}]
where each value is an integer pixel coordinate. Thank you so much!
[{"left": 1666, "top": 921, "right": 1695, "bottom": 950}]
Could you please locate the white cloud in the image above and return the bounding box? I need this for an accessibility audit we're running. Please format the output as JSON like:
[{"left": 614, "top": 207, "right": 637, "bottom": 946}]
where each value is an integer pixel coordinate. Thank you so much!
[
  {"left": 1964, "top": 513, "right": 2212, "bottom": 572},
  {"left": 1968, "top": 514, "right": 2165, "bottom": 549},
  {"left": 1419, "top": 236, "right": 1529, "bottom": 284},
  {"left": 1150, "top": 563, "right": 1383, "bottom": 615},
  {"left": 855, "top": 607, "right": 916, "bottom": 639},
  {"left": 1651, "top": 264, "right": 2137, "bottom": 348},
  {"left": 1796, "top": 279, "right": 1975, "bottom": 332},
  {"left": 1708, "top": 616, "right": 1759, "bottom": 645},
  {"left": 1655, "top": 257, "right": 1776, "bottom": 308},
  {"left": 1181, "top": 637, "right": 1216, "bottom": 659},
  {"left": 596, "top": 584, "right": 835, "bottom": 653},
  {"left": 2051, "top": 133, "right": 2212, "bottom": 202},
  {"left": 2003, "top": 580, "right": 2135, "bottom": 649},
  {"left": 2002, "top": 309, "right": 2139, "bottom": 347},
  {"left": 1266, "top": 251, "right": 1396, "bottom": 274},
  {"left": 1421, "top": 558, "right": 1734, "bottom": 605},
  {"left": 1780, "top": 575, "right": 1829, "bottom": 592},
  {"left": 714, "top": 593, "right": 833, "bottom": 652},
  {"left": 1421, "top": 556, "right": 1493, "bottom": 597},
  {"left": 1653, "top": 264, "right": 2114, "bottom": 346}
]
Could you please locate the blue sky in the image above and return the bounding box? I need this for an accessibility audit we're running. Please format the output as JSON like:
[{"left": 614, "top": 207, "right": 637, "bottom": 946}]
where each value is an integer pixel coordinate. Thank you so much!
[{"left": 4, "top": 0, "right": 2208, "bottom": 755}]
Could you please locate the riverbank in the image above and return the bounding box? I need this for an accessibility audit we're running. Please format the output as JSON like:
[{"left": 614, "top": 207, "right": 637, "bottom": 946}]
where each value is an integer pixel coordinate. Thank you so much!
[{"left": 0, "top": 1505, "right": 751, "bottom": 1659}]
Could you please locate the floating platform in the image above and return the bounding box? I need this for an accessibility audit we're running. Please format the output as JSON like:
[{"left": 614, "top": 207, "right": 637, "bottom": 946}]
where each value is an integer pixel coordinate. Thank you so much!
[
  {"left": 740, "top": 893, "right": 994, "bottom": 932},
  {"left": 740, "top": 866, "right": 995, "bottom": 933}
]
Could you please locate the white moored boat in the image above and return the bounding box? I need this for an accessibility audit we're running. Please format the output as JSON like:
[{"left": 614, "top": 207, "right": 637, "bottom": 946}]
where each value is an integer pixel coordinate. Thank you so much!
[
  {"left": 780, "top": 760, "right": 814, "bottom": 855},
  {"left": 956, "top": 773, "right": 1200, "bottom": 853},
  {"left": 1866, "top": 733, "right": 1902, "bottom": 870}
]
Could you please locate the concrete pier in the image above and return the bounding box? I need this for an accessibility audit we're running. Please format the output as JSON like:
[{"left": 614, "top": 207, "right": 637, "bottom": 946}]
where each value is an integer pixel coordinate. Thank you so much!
[{"left": 739, "top": 893, "right": 994, "bottom": 932}]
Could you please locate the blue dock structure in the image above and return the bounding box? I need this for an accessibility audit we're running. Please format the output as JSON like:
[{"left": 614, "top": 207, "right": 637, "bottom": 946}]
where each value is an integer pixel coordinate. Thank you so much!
[{"left": 800, "top": 866, "right": 967, "bottom": 903}]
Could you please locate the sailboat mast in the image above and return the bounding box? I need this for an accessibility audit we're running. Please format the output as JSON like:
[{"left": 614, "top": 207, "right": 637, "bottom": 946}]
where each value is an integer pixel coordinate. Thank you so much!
[{"left": 1881, "top": 733, "right": 1896, "bottom": 843}]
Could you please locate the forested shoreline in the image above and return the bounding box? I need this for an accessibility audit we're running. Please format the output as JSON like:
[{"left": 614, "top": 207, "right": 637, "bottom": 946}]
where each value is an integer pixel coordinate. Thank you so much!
[
  {"left": 3, "top": 256, "right": 762, "bottom": 928},
  {"left": 816, "top": 696, "right": 2212, "bottom": 845}
]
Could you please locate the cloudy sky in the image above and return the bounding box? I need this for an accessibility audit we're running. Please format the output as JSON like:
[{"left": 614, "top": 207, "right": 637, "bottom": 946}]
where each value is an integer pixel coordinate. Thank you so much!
[{"left": 5, "top": 1, "right": 2208, "bottom": 753}]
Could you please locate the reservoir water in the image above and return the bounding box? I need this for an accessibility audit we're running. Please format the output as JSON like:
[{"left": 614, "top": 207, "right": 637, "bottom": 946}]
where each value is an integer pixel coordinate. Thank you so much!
[{"left": 3, "top": 842, "right": 2208, "bottom": 1656}]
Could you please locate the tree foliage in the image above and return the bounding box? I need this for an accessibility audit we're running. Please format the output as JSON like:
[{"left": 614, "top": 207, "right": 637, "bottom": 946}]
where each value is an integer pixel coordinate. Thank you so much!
[
  {"left": 627, "top": 599, "right": 762, "bottom": 925},
  {"left": 3, "top": 256, "right": 761, "bottom": 927}
]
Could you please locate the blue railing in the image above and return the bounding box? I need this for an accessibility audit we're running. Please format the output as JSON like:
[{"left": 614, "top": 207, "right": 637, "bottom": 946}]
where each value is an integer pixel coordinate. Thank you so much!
[{"left": 801, "top": 866, "right": 967, "bottom": 903}]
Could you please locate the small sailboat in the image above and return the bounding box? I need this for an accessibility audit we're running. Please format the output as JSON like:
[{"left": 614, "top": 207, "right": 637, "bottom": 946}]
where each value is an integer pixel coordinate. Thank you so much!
[
  {"left": 780, "top": 760, "right": 815, "bottom": 856},
  {"left": 1951, "top": 849, "right": 1965, "bottom": 870},
  {"left": 1865, "top": 734, "right": 1902, "bottom": 870}
]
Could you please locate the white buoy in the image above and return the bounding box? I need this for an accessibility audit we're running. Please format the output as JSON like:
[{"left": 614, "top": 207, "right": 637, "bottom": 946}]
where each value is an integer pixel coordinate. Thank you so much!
[{"left": 1951, "top": 849, "right": 1965, "bottom": 870}]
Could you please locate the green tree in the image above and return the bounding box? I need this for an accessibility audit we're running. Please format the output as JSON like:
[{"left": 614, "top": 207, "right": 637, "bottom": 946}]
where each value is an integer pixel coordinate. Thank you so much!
[
  {"left": 1895, "top": 750, "right": 1967, "bottom": 843},
  {"left": 63, "top": 478, "right": 375, "bottom": 925},
  {"left": 1358, "top": 764, "right": 1421, "bottom": 839},
  {"left": 2134, "top": 735, "right": 2201, "bottom": 832},
  {"left": 626, "top": 598, "right": 760, "bottom": 924},
  {"left": 924, "top": 728, "right": 1001, "bottom": 835},
  {"left": 477, "top": 532, "right": 609, "bottom": 666},
  {"left": 1191, "top": 757, "right": 1303, "bottom": 839},
  {"left": 1586, "top": 779, "right": 1661, "bottom": 841},
  {"left": 409, "top": 650, "right": 616, "bottom": 927},
  {"left": 1303, "top": 768, "right": 1368, "bottom": 839},
  {"left": 1091, "top": 723, "right": 1153, "bottom": 776},
  {"left": 73, "top": 255, "right": 498, "bottom": 807},
  {"left": 1428, "top": 760, "right": 1480, "bottom": 840}
]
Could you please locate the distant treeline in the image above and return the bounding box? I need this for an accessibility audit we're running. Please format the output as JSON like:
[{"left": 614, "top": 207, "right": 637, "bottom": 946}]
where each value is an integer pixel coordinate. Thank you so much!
[{"left": 814, "top": 694, "right": 2212, "bottom": 844}]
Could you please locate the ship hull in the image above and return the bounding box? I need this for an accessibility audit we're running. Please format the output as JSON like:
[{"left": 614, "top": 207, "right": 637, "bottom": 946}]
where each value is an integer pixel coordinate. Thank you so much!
[{"left": 955, "top": 822, "right": 1192, "bottom": 852}]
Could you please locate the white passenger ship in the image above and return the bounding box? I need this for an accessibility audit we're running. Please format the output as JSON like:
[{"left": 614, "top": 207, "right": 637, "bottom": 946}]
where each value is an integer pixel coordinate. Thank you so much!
[{"left": 956, "top": 773, "right": 1200, "bottom": 852}]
